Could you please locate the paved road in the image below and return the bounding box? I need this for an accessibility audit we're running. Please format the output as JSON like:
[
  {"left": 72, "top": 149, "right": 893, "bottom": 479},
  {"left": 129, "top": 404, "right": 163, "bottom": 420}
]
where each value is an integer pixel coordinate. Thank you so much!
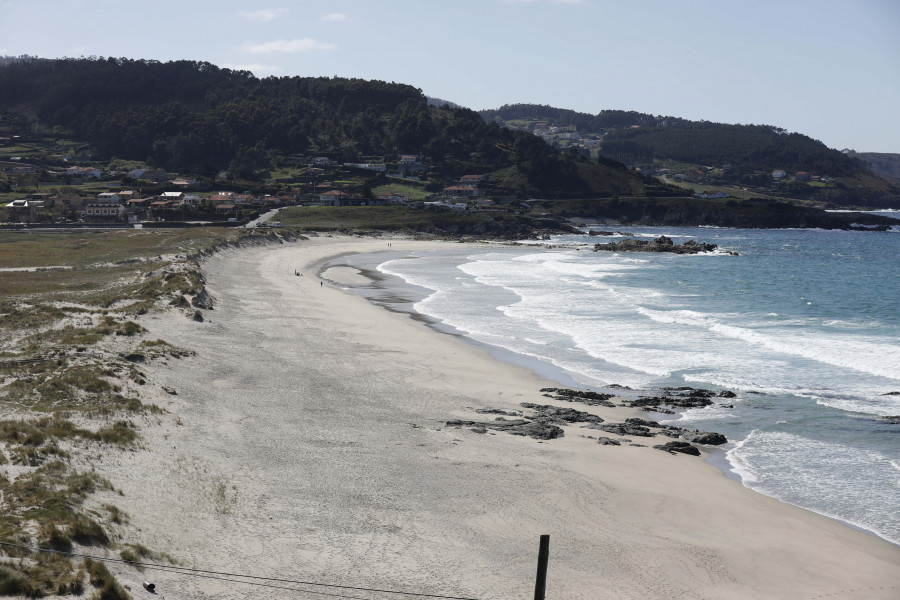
[{"left": 244, "top": 207, "right": 282, "bottom": 228}]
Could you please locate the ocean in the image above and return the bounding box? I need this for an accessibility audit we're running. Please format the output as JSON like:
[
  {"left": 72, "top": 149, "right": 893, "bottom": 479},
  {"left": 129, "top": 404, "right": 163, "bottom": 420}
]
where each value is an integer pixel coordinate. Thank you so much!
[{"left": 335, "top": 224, "right": 900, "bottom": 546}]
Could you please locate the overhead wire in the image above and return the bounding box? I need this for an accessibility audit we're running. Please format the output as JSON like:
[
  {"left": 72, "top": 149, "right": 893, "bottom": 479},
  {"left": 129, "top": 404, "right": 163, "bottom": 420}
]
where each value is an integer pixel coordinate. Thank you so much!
[{"left": 0, "top": 541, "right": 484, "bottom": 600}]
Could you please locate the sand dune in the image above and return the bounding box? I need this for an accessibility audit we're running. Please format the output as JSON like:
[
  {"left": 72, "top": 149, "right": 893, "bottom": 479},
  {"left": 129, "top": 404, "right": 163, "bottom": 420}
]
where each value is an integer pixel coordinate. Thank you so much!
[{"left": 89, "top": 236, "right": 900, "bottom": 600}]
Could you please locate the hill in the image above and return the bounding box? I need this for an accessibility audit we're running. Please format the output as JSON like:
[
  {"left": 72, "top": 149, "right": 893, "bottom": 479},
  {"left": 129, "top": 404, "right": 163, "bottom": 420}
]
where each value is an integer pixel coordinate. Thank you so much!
[
  {"left": 0, "top": 57, "right": 647, "bottom": 200},
  {"left": 480, "top": 104, "right": 900, "bottom": 208},
  {"left": 847, "top": 151, "right": 900, "bottom": 181}
]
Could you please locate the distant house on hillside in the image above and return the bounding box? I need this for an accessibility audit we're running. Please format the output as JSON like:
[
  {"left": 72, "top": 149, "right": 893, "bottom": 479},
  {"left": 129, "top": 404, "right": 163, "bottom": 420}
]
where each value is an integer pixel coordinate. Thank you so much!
[
  {"left": 378, "top": 191, "right": 408, "bottom": 204},
  {"left": 772, "top": 169, "right": 787, "bottom": 179},
  {"left": 67, "top": 166, "right": 101, "bottom": 179},
  {"left": 320, "top": 189, "right": 350, "bottom": 206},
  {"left": 160, "top": 191, "right": 185, "bottom": 204},
  {"left": 83, "top": 192, "right": 123, "bottom": 219},
  {"left": 442, "top": 185, "right": 477, "bottom": 198}
]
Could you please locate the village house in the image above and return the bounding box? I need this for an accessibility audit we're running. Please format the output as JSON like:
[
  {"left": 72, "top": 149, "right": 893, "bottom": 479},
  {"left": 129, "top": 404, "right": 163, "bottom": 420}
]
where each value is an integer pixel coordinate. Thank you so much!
[
  {"left": 159, "top": 191, "right": 185, "bottom": 205},
  {"left": 66, "top": 166, "right": 102, "bottom": 179},
  {"left": 442, "top": 185, "right": 478, "bottom": 198},
  {"left": 320, "top": 189, "right": 350, "bottom": 206},
  {"left": 4, "top": 199, "right": 30, "bottom": 214},
  {"left": 460, "top": 174, "right": 486, "bottom": 186},
  {"left": 772, "top": 169, "right": 787, "bottom": 179},
  {"left": 83, "top": 192, "right": 123, "bottom": 220},
  {"left": 378, "top": 191, "right": 409, "bottom": 205},
  {"left": 344, "top": 162, "right": 387, "bottom": 173},
  {"left": 7, "top": 164, "right": 38, "bottom": 175},
  {"left": 206, "top": 192, "right": 235, "bottom": 209},
  {"left": 31, "top": 193, "right": 53, "bottom": 207}
]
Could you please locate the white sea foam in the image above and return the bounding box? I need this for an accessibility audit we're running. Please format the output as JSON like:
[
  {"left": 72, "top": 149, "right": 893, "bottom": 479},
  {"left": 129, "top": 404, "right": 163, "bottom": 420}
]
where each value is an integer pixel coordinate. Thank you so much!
[
  {"left": 370, "top": 232, "right": 900, "bottom": 546},
  {"left": 635, "top": 307, "right": 900, "bottom": 381},
  {"left": 727, "top": 431, "right": 900, "bottom": 545}
]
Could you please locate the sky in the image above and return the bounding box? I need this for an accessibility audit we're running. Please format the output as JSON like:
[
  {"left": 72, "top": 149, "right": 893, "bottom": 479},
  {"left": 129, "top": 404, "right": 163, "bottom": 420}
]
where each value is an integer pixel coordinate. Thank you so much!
[{"left": 1, "top": 0, "right": 898, "bottom": 153}]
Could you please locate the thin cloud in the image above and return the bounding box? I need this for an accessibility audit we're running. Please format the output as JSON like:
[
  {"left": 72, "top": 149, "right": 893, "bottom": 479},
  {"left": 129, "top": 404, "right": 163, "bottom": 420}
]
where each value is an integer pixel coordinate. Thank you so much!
[
  {"left": 321, "top": 12, "right": 347, "bottom": 22},
  {"left": 503, "top": 0, "right": 585, "bottom": 4},
  {"left": 237, "top": 8, "right": 289, "bottom": 23},
  {"left": 242, "top": 39, "right": 337, "bottom": 54}
]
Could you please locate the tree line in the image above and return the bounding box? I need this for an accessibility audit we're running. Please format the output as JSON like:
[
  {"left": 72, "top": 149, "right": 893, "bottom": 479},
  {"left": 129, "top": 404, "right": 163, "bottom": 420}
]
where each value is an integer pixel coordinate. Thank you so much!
[{"left": 0, "top": 57, "right": 641, "bottom": 198}]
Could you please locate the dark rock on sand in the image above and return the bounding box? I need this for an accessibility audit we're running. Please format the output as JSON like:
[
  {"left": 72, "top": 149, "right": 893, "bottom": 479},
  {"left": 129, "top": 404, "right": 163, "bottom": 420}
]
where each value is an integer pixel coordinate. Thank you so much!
[
  {"left": 596, "top": 437, "right": 621, "bottom": 446},
  {"left": 681, "top": 431, "right": 728, "bottom": 445},
  {"left": 446, "top": 418, "right": 565, "bottom": 440},
  {"left": 654, "top": 441, "right": 701, "bottom": 456},
  {"left": 539, "top": 388, "right": 615, "bottom": 407},
  {"left": 498, "top": 420, "right": 565, "bottom": 440},
  {"left": 588, "top": 422, "right": 654, "bottom": 437},
  {"left": 625, "top": 417, "right": 662, "bottom": 428},
  {"left": 877, "top": 415, "right": 900, "bottom": 424},
  {"left": 520, "top": 403, "right": 604, "bottom": 424},
  {"left": 475, "top": 408, "right": 520, "bottom": 416}
]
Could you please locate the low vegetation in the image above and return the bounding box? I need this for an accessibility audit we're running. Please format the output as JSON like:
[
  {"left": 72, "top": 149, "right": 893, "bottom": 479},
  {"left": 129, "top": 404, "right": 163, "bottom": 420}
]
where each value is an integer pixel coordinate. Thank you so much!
[{"left": 0, "top": 227, "right": 285, "bottom": 595}]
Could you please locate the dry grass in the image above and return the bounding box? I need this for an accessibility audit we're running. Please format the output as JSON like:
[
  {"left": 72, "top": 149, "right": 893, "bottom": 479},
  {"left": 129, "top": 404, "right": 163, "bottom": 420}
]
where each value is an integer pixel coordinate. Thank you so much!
[{"left": 0, "top": 227, "right": 280, "bottom": 595}]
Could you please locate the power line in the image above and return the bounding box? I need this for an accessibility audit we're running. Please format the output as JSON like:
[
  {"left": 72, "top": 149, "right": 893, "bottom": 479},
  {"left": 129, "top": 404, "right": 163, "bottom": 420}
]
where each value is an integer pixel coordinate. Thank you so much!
[{"left": 0, "top": 541, "right": 483, "bottom": 600}]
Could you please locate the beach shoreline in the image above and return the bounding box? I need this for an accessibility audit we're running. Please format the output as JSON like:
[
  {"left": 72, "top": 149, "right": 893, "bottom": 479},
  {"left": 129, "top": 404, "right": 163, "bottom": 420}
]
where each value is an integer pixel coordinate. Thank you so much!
[
  {"left": 325, "top": 242, "right": 900, "bottom": 546},
  {"left": 88, "top": 235, "right": 900, "bottom": 599}
]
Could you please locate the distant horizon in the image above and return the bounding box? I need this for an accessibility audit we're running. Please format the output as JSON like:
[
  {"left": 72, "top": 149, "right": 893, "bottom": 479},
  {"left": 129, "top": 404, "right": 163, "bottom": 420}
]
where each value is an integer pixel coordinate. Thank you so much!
[{"left": 2, "top": 1, "right": 897, "bottom": 153}]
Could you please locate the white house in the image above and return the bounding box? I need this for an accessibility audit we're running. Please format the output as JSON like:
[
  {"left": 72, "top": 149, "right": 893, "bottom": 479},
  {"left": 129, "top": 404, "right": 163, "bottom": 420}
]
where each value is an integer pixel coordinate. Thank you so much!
[{"left": 83, "top": 192, "right": 123, "bottom": 219}]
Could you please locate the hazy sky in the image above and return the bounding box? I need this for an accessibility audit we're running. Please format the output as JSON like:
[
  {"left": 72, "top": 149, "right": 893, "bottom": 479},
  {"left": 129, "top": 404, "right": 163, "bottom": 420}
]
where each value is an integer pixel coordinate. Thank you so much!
[{"left": 2, "top": 0, "right": 898, "bottom": 152}]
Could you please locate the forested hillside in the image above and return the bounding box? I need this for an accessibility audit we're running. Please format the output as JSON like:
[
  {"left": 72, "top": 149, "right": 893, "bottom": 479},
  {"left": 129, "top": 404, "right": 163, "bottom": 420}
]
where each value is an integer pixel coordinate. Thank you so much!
[
  {"left": 0, "top": 57, "right": 645, "bottom": 198},
  {"left": 481, "top": 104, "right": 900, "bottom": 207}
]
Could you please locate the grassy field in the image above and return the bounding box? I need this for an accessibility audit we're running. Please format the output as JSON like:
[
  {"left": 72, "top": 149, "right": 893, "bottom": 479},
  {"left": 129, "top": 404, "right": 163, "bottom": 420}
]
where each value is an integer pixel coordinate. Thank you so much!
[
  {"left": 372, "top": 180, "right": 431, "bottom": 201},
  {"left": 0, "top": 227, "right": 282, "bottom": 596},
  {"left": 281, "top": 205, "right": 501, "bottom": 232}
]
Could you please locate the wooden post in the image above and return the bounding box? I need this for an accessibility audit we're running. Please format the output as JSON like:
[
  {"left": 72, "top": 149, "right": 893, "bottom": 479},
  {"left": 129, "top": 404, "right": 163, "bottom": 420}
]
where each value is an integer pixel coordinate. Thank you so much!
[{"left": 533, "top": 534, "right": 550, "bottom": 600}]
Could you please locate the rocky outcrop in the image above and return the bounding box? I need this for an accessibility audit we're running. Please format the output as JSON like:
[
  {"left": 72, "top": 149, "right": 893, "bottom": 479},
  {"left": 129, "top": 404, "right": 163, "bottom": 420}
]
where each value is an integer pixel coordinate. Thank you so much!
[
  {"left": 654, "top": 441, "right": 701, "bottom": 456},
  {"left": 681, "top": 430, "right": 728, "bottom": 445},
  {"left": 877, "top": 415, "right": 900, "bottom": 424},
  {"left": 190, "top": 289, "right": 215, "bottom": 310},
  {"left": 446, "top": 419, "right": 564, "bottom": 440},
  {"left": 587, "top": 422, "right": 654, "bottom": 437},
  {"left": 446, "top": 401, "right": 602, "bottom": 441},
  {"left": 519, "top": 403, "right": 604, "bottom": 424},
  {"left": 540, "top": 387, "right": 615, "bottom": 407},
  {"left": 595, "top": 437, "right": 621, "bottom": 446},
  {"left": 625, "top": 387, "right": 736, "bottom": 411},
  {"left": 594, "top": 236, "right": 720, "bottom": 254}
]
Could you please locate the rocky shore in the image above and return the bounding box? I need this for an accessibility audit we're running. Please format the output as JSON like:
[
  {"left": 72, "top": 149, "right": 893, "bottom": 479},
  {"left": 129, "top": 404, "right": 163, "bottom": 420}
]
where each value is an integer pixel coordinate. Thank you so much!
[
  {"left": 445, "top": 385, "right": 730, "bottom": 456},
  {"left": 593, "top": 235, "right": 727, "bottom": 254}
]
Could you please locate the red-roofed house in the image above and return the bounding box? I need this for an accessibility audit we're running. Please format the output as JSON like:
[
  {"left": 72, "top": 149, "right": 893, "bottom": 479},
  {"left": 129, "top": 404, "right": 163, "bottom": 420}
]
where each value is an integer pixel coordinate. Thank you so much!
[
  {"left": 320, "top": 190, "right": 350, "bottom": 206},
  {"left": 442, "top": 185, "right": 477, "bottom": 198}
]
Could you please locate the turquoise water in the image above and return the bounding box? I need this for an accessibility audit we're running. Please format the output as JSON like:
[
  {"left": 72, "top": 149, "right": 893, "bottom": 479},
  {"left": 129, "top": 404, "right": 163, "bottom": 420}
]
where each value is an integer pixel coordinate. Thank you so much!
[{"left": 343, "top": 226, "right": 900, "bottom": 545}]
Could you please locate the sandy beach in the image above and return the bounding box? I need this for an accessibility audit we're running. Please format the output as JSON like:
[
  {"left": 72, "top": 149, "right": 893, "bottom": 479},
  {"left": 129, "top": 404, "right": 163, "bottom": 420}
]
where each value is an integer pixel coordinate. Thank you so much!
[{"left": 89, "top": 235, "right": 900, "bottom": 600}]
